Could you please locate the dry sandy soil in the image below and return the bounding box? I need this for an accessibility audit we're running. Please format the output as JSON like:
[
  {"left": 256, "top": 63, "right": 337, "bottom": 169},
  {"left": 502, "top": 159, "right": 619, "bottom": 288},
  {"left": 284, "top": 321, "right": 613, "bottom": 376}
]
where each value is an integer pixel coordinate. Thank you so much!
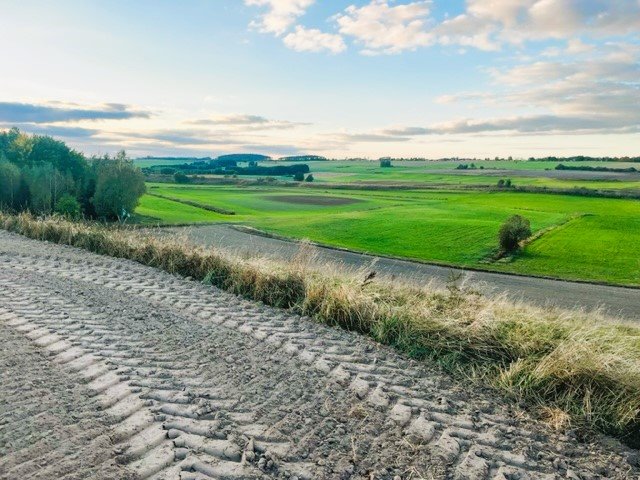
[{"left": 1, "top": 230, "right": 638, "bottom": 480}]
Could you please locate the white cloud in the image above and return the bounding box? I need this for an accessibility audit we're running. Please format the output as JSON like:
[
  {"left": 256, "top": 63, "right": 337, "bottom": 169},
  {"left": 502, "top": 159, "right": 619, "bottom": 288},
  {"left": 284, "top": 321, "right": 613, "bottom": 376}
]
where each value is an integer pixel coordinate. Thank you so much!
[
  {"left": 283, "top": 26, "right": 346, "bottom": 53},
  {"left": 0, "top": 101, "right": 150, "bottom": 123},
  {"left": 434, "top": 12, "right": 499, "bottom": 51},
  {"left": 187, "top": 113, "right": 309, "bottom": 130},
  {"left": 245, "top": 0, "right": 314, "bottom": 35},
  {"left": 422, "top": 43, "right": 640, "bottom": 136},
  {"left": 439, "top": 0, "right": 640, "bottom": 46},
  {"left": 335, "top": 0, "right": 434, "bottom": 55},
  {"left": 425, "top": 114, "right": 640, "bottom": 135}
]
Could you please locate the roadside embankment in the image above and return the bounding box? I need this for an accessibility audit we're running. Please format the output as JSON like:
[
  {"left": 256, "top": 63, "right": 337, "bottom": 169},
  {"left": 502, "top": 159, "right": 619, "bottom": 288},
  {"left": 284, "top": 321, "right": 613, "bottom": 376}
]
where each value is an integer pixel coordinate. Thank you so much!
[{"left": 1, "top": 212, "right": 638, "bottom": 447}]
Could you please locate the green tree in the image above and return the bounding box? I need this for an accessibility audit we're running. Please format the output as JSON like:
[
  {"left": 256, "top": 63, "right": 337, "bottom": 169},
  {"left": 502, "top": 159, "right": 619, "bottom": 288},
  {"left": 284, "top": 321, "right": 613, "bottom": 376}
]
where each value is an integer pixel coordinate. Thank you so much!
[
  {"left": 22, "top": 164, "right": 53, "bottom": 213},
  {"left": 55, "top": 193, "right": 81, "bottom": 219},
  {"left": 0, "top": 159, "right": 21, "bottom": 209},
  {"left": 2, "top": 128, "right": 33, "bottom": 165},
  {"left": 293, "top": 172, "right": 305, "bottom": 181},
  {"left": 28, "top": 135, "right": 86, "bottom": 181},
  {"left": 174, "top": 172, "right": 191, "bottom": 184},
  {"left": 92, "top": 151, "right": 146, "bottom": 222},
  {"left": 305, "top": 174, "right": 314, "bottom": 182},
  {"left": 498, "top": 215, "right": 531, "bottom": 252}
]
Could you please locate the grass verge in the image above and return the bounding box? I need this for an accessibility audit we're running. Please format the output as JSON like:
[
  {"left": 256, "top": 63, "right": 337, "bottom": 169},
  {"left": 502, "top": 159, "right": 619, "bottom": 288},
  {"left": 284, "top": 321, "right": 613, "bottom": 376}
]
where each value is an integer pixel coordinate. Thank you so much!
[{"left": 1, "top": 212, "right": 638, "bottom": 447}]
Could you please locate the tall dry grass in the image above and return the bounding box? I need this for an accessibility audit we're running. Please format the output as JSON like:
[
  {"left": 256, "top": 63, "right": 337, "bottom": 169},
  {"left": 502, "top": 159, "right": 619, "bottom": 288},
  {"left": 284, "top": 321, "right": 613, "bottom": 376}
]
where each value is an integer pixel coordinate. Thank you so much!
[{"left": 1, "top": 212, "right": 638, "bottom": 446}]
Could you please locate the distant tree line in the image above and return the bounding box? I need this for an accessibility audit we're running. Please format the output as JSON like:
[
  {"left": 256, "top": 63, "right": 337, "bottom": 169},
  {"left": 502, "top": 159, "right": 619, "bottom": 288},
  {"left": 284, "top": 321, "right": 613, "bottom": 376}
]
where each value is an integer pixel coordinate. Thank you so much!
[
  {"left": 139, "top": 156, "right": 213, "bottom": 161},
  {"left": 227, "top": 164, "right": 310, "bottom": 176},
  {"left": 146, "top": 159, "right": 310, "bottom": 177},
  {"left": 530, "top": 156, "right": 640, "bottom": 163},
  {"left": 555, "top": 163, "right": 637, "bottom": 173},
  {"left": 217, "top": 153, "right": 271, "bottom": 163},
  {"left": 455, "top": 163, "right": 485, "bottom": 170},
  {"left": 0, "top": 128, "right": 145, "bottom": 222},
  {"left": 279, "top": 155, "right": 327, "bottom": 162}
]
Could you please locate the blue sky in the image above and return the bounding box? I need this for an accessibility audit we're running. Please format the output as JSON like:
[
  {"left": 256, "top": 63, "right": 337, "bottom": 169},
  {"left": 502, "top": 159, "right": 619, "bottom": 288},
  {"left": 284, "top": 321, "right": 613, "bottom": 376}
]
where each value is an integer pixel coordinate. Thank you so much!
[{"left": 0, "top": 0, "right": 639, "bottom": 158}]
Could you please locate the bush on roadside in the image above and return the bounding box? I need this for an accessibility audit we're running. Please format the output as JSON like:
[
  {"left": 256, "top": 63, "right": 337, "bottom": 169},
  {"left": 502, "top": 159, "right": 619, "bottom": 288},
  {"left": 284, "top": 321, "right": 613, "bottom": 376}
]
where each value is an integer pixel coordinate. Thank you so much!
[{"left": 499, "top": 215, "right": 531, "bottom": 252}]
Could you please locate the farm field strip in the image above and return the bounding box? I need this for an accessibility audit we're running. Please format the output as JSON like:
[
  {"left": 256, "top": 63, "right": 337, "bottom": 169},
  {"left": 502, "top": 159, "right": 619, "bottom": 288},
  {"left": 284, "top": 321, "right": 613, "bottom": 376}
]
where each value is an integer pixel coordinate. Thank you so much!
[
  {"left": 136, "top": 185, "right": 640, "bottom": 286},
  {"left": 183, "top": 159, "right": 640, "bottom": 191}
]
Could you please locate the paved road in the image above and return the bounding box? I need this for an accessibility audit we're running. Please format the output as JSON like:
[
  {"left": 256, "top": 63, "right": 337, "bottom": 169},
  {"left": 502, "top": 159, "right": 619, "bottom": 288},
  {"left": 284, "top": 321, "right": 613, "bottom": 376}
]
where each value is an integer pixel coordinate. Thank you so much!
[
  {"left": 1, "top": 230, "right": 637, "bottom": 479},
  {"left": 166, "top": 224, "right": 640, "bottom": 320}
]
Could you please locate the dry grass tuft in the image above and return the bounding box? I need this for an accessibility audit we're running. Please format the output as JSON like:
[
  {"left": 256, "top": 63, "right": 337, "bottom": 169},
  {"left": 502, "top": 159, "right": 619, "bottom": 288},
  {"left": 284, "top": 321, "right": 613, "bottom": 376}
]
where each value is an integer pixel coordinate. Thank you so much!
[
  {"left": 1, "top": 212, "right": 639, "bottom": 447},
  {"left": 540, "top": 406, "right": 572, "bottom": 432}
]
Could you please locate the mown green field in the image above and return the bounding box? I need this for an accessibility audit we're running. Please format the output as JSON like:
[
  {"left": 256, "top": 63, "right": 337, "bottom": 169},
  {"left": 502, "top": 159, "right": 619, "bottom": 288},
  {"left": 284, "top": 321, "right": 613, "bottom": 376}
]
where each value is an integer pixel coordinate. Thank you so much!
[{"left": 137, "top": 183, "right": 640, "bottom": 285}]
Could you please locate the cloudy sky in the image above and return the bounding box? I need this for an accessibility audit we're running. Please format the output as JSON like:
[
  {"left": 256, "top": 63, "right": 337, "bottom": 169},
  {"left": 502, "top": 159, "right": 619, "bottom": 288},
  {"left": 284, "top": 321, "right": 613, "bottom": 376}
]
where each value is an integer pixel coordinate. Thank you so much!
[{"left": 1, "top": 0, "right": 639, "bottom": 158}]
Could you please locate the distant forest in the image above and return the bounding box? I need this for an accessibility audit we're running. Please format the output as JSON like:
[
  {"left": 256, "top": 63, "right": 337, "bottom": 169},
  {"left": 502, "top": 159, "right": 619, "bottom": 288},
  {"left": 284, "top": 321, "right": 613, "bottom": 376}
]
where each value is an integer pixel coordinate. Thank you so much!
[
  {"left": 556, "top": 163, "right": 638, "bottom": 172},
  {"left": 145, "top": 157, "right": 310, "bottom": 176},
  {"left": 530, "top": 156, "right": 640, "bottom": 162}
]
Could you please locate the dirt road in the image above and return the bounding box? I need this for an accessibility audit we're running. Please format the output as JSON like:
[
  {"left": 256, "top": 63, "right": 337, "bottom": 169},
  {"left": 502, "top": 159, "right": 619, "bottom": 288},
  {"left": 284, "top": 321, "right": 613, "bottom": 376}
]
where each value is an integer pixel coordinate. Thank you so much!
[
  {"left": 164, "top": 224, "right": 640, "bottom": 320},
  {"left": 1, "top": 230, "right": 638, "bottom": 479}
]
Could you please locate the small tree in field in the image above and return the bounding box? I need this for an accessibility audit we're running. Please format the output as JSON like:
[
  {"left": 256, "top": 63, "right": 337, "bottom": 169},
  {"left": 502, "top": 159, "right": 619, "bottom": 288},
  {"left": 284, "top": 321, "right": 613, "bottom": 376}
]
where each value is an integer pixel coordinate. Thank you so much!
[
  {"left": 305, "top": 174, "right": 314, "bottom": 182},
  {"left": 498, "top": 215, "right": 531, "bottom": 252},
  {"left": 293, "top": 172, "right": 305, "bottom": 181}
]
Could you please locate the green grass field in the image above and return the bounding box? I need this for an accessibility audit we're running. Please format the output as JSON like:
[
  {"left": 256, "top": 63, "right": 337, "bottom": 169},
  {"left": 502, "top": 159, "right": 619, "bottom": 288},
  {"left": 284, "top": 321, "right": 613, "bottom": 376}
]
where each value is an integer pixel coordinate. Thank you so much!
[
  {"left": 137, "top": 183, "right": 640, "bottom": 286},
  {"left": 191, "top": 159, "right": 640, "bottom": 191},
  {"left": 136, "top": 194, "right": 226, "bottom": 223}
]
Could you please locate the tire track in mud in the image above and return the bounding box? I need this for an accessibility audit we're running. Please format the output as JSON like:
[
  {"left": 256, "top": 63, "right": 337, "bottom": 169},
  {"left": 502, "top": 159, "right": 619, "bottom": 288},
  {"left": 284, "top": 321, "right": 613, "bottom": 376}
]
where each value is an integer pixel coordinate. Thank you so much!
[{"left": 0, "top": 230, "right": 638, "bottom": 480}]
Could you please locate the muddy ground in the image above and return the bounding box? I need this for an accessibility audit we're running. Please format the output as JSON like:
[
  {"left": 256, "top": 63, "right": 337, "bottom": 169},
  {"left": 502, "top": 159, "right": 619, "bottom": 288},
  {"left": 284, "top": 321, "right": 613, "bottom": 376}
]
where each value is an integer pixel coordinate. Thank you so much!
[{"left": 0, "top": 230, "right": 638, "bottom": 480}]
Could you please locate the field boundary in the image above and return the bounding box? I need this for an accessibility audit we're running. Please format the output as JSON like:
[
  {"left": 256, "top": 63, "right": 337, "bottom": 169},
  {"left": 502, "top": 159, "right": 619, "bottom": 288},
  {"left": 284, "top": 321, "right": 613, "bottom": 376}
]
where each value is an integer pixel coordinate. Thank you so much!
[
  {"left": 229, "top": 224, "right": 640, "bottom": 290},
  {"left": 486, "top": 214, "right": 590, "bottom": 264},
  {"left": 520, "top": 213, "right": 589, "bottom": 249},
  {"left": 147, "top": 192, "right": 236, "bottom": 215}
]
